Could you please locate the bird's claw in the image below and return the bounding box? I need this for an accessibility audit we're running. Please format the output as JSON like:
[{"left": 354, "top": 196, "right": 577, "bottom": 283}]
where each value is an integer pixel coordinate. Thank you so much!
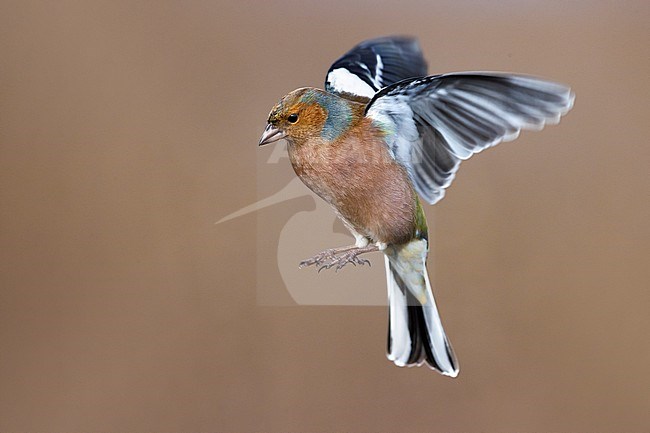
[
  {"left": 298, "top": 248, "right": 339, "bottom": 269},
  {"left": 300, "top": 248, "right": 371, "bottom": 272}
]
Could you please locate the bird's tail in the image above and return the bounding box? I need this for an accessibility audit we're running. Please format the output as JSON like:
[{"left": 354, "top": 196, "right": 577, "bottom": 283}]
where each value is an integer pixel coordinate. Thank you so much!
[{"left": 384, "top": 239, "right": 459, "bottom": 377}]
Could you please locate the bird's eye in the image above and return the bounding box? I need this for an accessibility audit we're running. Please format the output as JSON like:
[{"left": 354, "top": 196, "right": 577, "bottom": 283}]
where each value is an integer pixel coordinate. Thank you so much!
[{"left": 287, "top": 113, "right": 299, "bottom": 124}]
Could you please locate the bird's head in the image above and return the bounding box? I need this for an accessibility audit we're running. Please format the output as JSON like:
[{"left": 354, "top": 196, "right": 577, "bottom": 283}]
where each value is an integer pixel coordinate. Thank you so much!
[{"left": 259, "top": 88, "right": 357, "bottom": 146}]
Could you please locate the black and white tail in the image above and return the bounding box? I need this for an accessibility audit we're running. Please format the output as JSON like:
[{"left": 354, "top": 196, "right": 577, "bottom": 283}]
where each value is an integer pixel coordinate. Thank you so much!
[{"left": 384, "top": 241, "right": 459, "bottom": 377}]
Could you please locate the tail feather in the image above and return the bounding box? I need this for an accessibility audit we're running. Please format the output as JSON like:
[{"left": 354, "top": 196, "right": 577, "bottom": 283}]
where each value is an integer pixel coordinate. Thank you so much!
[{"left": 385, "top": 247, "right": 459, "bottom": 377}]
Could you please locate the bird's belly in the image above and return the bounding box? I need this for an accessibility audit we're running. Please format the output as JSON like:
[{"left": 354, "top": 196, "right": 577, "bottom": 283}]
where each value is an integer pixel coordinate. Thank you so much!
[{"left": 337, "top": 183, "right": 415, "bottom": 246}]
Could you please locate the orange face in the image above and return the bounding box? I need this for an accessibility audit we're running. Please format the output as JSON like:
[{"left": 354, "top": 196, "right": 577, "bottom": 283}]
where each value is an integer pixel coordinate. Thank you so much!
[{"left": 262, "top": 88, "right": 329, "bottom": 146}]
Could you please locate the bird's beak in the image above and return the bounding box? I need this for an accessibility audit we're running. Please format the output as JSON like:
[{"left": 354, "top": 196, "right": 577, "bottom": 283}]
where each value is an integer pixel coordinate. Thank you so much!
[{"left": 258, "top": 124, "right": 286, "bottom": 146}]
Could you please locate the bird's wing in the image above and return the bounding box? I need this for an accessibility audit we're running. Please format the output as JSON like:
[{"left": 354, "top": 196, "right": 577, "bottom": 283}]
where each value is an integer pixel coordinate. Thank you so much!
[
  {"left": 325, "top": 36, "right": 427, "bottom": 100},
  {"left": 365, "top": 73, "right": 575, "bottom": 204}
]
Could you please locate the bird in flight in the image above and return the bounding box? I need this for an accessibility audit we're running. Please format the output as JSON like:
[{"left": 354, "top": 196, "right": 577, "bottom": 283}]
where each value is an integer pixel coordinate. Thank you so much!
[{"left": 258, "top": 36, "right": 574, "bottom": 377}]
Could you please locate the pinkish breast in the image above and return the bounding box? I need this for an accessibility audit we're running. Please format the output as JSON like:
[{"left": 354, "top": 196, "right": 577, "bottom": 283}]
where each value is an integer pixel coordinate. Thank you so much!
[{"left": 287, "top": 125, "right": 416, "bottom": 245}]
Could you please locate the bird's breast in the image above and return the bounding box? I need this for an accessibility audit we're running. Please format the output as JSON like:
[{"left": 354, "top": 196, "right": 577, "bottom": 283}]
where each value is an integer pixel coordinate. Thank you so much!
[{"left": 287, "top": 127, "right": 416, "bottom": 245}]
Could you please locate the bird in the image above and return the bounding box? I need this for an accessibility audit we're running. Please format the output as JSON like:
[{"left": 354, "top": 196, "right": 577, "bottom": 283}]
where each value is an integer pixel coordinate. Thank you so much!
[{"left": 258, "top": 36, "right": 574, "bottom": 377}]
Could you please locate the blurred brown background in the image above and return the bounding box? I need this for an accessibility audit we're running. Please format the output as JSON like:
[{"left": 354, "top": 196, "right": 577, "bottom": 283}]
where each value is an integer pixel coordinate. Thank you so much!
[{"left": 1, "top": 1, "right": 649, "bottom": 432}]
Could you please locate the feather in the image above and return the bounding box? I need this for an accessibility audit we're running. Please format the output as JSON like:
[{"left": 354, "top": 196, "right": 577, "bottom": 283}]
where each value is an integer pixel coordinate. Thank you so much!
[
  {"left": 385, "top": 239, "right": 459, "bottom": 376},
  {"left": 325, "top": 36, "right": 427, "bottom": 100},
  {"left": 365, "top": 73, "right": 575, "bottom": 204}
]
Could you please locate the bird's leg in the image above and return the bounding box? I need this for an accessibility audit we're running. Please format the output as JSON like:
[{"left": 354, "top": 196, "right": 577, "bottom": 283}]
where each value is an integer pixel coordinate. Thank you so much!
[{"left": 299, "top": 244, "right": 380, "bottom": 272}]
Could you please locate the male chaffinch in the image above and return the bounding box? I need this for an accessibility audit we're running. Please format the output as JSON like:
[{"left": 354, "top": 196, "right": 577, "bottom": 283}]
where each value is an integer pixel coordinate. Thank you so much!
[{"left": 259, "top": 36, "right": 574, "bottom": 377}]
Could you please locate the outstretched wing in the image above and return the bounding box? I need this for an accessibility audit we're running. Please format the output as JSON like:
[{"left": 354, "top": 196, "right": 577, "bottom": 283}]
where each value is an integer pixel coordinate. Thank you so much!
[
  {"left": 365, "top": 73, "right": 575, "bottom": 204},
  {"left": 325, "top": 36, "right": 427, "bottom": 100}
]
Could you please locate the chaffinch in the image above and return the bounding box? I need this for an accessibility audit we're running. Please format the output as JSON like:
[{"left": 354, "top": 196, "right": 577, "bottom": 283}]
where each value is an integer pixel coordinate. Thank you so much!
[{"left": 259, "top": 36, "right": 574, "bottom": 377}]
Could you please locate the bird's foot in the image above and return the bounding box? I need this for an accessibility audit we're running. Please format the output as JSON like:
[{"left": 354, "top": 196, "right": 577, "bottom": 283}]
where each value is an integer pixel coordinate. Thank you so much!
[
  {"left": 299, "top": 244, "right": 378, "bottom": 272},
  {"left": 298, "top": 248, "right": 341, "bottom": 269},
  {"left": 316, "top": 249, "right": 371, "bottom": 272}
]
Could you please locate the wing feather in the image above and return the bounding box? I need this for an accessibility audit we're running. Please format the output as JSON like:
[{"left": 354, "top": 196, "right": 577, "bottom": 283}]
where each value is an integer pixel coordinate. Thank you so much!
[
  {"left": 366, "top": 73, "right": 575, "bottom": 204},
  {"left": 325, "top": 36, "right": 428, "bottom": 100}
]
